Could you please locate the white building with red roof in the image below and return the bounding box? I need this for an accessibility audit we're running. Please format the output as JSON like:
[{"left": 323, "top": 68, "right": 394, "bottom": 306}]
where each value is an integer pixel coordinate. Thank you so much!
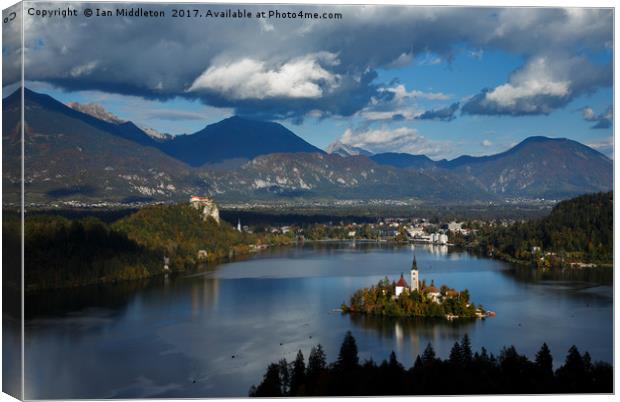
[
  {"left": 395, "top": 273, "right": 409, "bottom": 297},
  {"left": 424, "top": 285, "right": 442, "bottom": 303}
]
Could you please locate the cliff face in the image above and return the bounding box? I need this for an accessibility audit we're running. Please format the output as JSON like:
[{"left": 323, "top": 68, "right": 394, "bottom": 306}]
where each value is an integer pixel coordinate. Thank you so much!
[{"left": 190, "top": 198, "right": 220, "bottom": 224}]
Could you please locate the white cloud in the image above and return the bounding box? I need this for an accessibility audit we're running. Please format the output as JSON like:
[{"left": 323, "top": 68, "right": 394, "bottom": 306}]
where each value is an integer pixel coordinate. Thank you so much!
[
  {"left": 357, "top": 84, "right": 452, "bottom": 122},
  {"left": 70, "top": 61, "right": 98, "bottom": 78},
  {"left": 187, "top": 53, "right": 341, "bottom": 100},
  {"left": 581, "top": 107, "right": 596, "bottom": 120},
  {"left": 339, "top": 126, "right": 451, "bottom": 158},
  {"left": 587, "top": 137, "right": 613, "bottom": 159},
  {"left": 484, "top": 57, "right": 570, "bottom": 110},
  {"left": 582, "top": 105, "right": 612, "bottom": 129},
  {"left": 359, "top": 110, "right": 419, "bottom": 121},
  {"left": 416, "top": 53, "right": 443, "bottom": 66},
  {"left": 15, "top": 6, "right": 611, "bottom": 121},
  {"left": 463, "top": 55, "right": 610, "bottom": 116},
  {"left": 386, "top": 52, "right": 414, "bottom": 68},
  {"left": 383, "top": 84, "right": 450, "bottom": 102},
  {"left": 481, "top": 139, "right": 493, "bottom": 147}
]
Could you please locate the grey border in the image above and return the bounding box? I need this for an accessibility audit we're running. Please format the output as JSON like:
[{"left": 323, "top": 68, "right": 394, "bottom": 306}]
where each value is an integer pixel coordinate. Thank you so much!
[{"left": 5, "top": 1, "right": 616, "bottom": 400}]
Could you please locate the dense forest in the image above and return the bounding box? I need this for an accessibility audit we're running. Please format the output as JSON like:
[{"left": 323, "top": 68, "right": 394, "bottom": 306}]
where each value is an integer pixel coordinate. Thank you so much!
[
  {"left": 455, "top": 192, "right": 613, "bottom": 267},
  {"left": 112, "top": 204, "right": 254, "bottom": 270},
  {"left": 250, "top": 332, "right": 612, "bottom": 396},
  {"left": 19, "top": 215, "right": 162, "bottom": 290},
  {"left": 6, "top": 203, "right": 292, "bottom": 290},
  {"left": 342, "top": 277, "right": 480, "bottom": 319}
]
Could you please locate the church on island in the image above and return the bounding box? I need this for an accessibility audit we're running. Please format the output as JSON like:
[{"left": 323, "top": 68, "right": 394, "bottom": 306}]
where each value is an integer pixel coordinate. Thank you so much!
[
  {"left": 394, "top": 255, "right": 442, "bottom": 302},
  {"left": 343, "top": 253, "right": 495, "bottom": 319}
]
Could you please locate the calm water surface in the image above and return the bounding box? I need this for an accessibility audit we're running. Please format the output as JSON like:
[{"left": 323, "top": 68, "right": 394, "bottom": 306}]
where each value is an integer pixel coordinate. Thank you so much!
[{"left": 24, "top": 243, "right": 613, "bottom": 398}]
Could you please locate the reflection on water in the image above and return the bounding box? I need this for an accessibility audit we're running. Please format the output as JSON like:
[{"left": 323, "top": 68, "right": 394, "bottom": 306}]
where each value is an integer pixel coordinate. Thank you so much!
[
  {"left": 25, "top": 277, "right": 160, "bottom": 319},
  {"left": 348, "top": 314, "right": 477, "bottom": 352},
  {"left": 506, "top": 263, "right": 613, "bottom": 285},
  {"left": 23, "top": 242, "right": 612, "bottom": 399},
  {"left": 189, "top": 275, "right": 220, "bottom": 316},
  {"left": 3, "top": 221, "right": 23, "bottom": 400},
  {"left": 425, "top": 244, "right": 449, "bottom": 256}
]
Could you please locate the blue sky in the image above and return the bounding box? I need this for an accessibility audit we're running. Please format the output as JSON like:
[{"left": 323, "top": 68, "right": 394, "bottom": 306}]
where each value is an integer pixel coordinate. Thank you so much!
[{"left": 5, "top": 5, "right": 613, "bottom": 159}]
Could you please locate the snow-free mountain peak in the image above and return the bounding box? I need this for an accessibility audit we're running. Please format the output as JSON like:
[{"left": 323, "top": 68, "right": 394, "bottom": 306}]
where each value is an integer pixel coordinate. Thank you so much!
[{"left": 67, "top": 102, "right": 127, "bottom": 125}]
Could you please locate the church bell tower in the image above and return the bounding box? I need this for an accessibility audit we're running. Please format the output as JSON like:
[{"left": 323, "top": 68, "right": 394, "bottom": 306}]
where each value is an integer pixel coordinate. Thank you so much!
[{"left": 410, "top": 254, "right": 419, "bottom": 291}]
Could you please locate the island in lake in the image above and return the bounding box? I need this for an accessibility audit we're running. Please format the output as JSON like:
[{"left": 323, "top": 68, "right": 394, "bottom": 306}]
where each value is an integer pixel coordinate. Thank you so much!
[{"left": 341, "top": 255, "right": 494, "bottom": 320}]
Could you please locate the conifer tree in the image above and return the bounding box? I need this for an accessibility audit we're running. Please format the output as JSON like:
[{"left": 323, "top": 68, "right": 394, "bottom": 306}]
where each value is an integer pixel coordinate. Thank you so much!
[
  {"left": 336, "top": 331, "right": 359, "bottom": 370},
  {"left": 289, "top": 350, "right": 306, "bottom": 396}
]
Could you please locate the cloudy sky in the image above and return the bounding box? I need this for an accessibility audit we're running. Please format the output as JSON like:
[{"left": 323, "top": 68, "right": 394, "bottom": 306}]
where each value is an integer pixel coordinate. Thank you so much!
[{"left": 4, "top": 3, "right": 614, "bottom": 159}]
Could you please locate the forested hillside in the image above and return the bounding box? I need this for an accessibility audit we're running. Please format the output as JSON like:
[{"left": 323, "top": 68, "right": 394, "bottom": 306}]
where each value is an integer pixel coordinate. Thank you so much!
[
  {"left": 14, "top": 203, "right": 291, "bottom": 290},
  {"left": 22, "top": 215, "right": 161, "bottom": 290},
  {"left": 471, "top": 192, "right": 612, "bottom": 265},
  {"left": 113, "top": 204, "right": 254, "bottom": 269}
]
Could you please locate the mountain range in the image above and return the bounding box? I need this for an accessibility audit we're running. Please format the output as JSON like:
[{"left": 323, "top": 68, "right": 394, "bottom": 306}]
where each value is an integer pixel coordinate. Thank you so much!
[{"left": 2, "top": 88, "right": 613, "bottom": 204}]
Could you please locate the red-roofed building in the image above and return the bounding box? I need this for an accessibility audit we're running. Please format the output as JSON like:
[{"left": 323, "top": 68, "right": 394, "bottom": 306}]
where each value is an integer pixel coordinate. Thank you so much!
[
  {"left": 190, "top": 195, "right": 212, "bottom": 202},
  {"left": 395, "top": 273, "right": 409, "bottom": 297},
  {"left": 424, "top": 286, "right": 441, "bottom": 303}
]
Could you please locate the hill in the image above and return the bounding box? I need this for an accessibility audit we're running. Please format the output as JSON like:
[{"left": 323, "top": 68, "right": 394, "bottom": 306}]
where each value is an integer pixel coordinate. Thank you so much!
[
  {"left": 21, "top": 214, "right": 162, "bottom": 290},
  {"left": 3, "top": 88, "right": 199, "bottom": 203},
  {"left": 15, "top": 203, "right": 292, "bottom": 290},
  {"left": 199, "top": 152, "right": 491, "bottom": 202},
  {"left": 438, "top": 137, "right": 613, "bottom": 199},
  {"left": 370, "top": 152, "right": 437, "bottom": 169},
  {"left": 473, "top": 191, "right": 613, "bottom": 265},
  {"left": 112, "top": 203, "right": 253, "bottom": 268},
  {"left": 14, "top": 89, "right": 158, "bottom": 146},
  {"left": 364, "top": 137, "right": 612, "bottom": 199},
  {"left": 162, "top": 116, "right": 324, "bottom": 166}
]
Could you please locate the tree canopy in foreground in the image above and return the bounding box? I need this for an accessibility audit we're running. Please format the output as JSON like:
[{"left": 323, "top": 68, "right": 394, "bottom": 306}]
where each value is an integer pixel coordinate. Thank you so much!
[{"left": 250, "top": 331, "right": 612, "bottom": 396}]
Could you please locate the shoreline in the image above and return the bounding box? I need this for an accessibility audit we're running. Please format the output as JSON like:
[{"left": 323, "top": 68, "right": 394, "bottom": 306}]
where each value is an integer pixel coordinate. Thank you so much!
[{"left": 23, "top": 238, "right": 612, "bottom": 292}]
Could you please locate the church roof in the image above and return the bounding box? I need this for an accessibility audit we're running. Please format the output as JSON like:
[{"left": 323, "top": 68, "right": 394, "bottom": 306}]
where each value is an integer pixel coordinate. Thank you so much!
[
  {"left": 424, "top": 286, "right": 440, "bottom": 294},
  {"left": 395, "top": 273, "right": 408, "bottom": 288}
]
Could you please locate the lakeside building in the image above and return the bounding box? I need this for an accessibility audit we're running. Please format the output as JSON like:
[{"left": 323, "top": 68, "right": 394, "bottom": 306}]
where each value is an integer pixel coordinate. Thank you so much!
[
  {"left": 406, "top": 226, "right": 426, "bottom": 238},
  {"left": 404, "top": 226, "right": 449, "bottom": 245},
  {"left": 430, "top": 233, "right": 449, "bottom": 245}
]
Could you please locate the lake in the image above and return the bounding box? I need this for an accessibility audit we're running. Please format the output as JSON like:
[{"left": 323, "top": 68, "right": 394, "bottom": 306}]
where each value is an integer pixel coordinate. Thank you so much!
[{"left": 23, "top": 242, "right": 613, "bottom": 398}]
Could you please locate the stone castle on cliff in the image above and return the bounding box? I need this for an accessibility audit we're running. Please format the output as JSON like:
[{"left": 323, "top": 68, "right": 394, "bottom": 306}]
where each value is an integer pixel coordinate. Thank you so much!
[{"left": 190, "top": 196, "right": 220, "bottom": 224}]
